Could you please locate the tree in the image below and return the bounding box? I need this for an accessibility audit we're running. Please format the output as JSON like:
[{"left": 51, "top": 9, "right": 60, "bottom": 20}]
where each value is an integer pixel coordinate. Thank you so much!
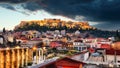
[
  {"left": 13, "top": 37, "right": 17, "bottom": 46},
  {"left": 115, "top": 30, "right": 120, "bottom": 41},
  {"left": 36, "top": 42, "right": 44, "bottom": 48},
  {"left": 3, "top": 27, "right": 6, "bottom": 33}
]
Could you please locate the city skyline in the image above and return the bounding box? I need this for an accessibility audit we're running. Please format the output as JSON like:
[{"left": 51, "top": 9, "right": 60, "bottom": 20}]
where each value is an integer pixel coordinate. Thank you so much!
[
  {"left": 0, "top": 0, "right": 120, "bottom": 30},
  {"left": 0, "top": 0, "right": 120, "bottom": 68}
]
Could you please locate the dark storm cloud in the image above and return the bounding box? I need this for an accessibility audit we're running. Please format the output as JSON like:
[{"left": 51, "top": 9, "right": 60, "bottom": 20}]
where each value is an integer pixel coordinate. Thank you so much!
[
  {"left": 94, "top": 21, "right": 120, "bottom": 30},
  {"left": 0, "top": 0, "right": 120, "bottom": 21},
  {"left": 0, "top": 0, "right": 28, "bottom": 3},
  {"left": 37, "top": 0, "right": 120, "bottom": 22},
  {"left": 0, "top": 0, "right": 120, "bottom": 30},
  {"left": 0, "top": 3, "right": 15, "bottom": 10},
  {"left": 21, "top": 1, "right": 42, "bottom": 11}
]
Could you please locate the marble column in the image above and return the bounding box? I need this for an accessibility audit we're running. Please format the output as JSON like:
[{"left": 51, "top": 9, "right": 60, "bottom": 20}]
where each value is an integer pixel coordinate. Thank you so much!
[
  {"left": 36, "top": 49, "right": 39, "bottom": 64},
  {"left": 16, "top": 49, "right": 20, "bottom": 68},
  {"left": 25, "top": 48, "right": 28, "bottom": 66},
  {"left": 11, "top": 49, "right": 15, "bottom": 68},
  {"left": 0, "top": 50, "right": 5, "bottom": 68},
  {"left": 39, "top": 49, "right": 41, "bottom": 63},
  {"left": 21, "top": 48, "right": 25, "bottom": 67},
  {"left": 41, "top": 49, "right": 43, "bottom": 61},
  {"left": 6, "top": 49, "right": 10, "bottom": 68}
]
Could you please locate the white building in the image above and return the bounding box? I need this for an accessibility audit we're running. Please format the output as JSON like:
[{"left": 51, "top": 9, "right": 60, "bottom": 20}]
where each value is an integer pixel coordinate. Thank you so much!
[
  {"left": 42, "top": 38, "right": 54, "bottom": 46},
  {"left": 75, "top": 30, "right": 80, "bottom": 36},
  {"left": 7, "top": 34, "right": 14, "bottom": 42},
  {"left": 73, "top": 40, "right": 87, "bottom": 51},
  {"left": 71, "top": 52, "right": 89, "bottom": 61},
  {"left": 61, "top": 30, "right": 66, "bottom": 35},
  {"left": 0, "top": 37, "right": 4, "bottom": 44}
]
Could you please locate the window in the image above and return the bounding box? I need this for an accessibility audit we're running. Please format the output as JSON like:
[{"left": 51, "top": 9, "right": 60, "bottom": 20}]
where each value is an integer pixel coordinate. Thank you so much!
[
  {"left": 83, "top": 47, "right": 86, "bottom": 50},
  {"left": 74, "top": 47, "right": 78, "bottom": 50},
  {"left": 79, "top": 47, "right": 82, "bottom": 51}
]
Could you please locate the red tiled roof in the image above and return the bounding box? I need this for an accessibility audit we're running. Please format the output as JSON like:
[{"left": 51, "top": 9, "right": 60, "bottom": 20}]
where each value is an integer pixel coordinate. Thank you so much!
[
  {"left": 106, "top": 49, "right": 120, "bottom": 55},
  {"left": 50, "top": 41, "right": 61, "bottom": 48},
  {"left": 31, "top": 38, "right": 42, "bottom": 41},
  {"left": 39, "top": 57, "right": 85, "bottom": 68},
  {"left": 20, "top": 37, "right": 28, "bottom": 40},
  {"left": 88, "top": 48, "right": 95, "bottom": 53},
  {"left": 74, "top": 40, "right": 83, "bottom": 42},
  {"left": 100, "top": 44, "right": 111, "bottom": 49},
  {"left": 56, "top": 57, "right": 85, "bottom": 67}
]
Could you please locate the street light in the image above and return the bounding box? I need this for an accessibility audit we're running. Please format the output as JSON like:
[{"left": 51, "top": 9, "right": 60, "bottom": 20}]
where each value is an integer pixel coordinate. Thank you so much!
[
  {"left": 32, "top": 46, "right": 37, "bottom": 51},
  {"left": 109, "top": 63, "right": 114, "bottom": 67},
  {"left": 15, "top": 46, "right": 20, "bottom": 49},
  {"left": 6, "top": 47, "right": 10, "bottom": 50}
]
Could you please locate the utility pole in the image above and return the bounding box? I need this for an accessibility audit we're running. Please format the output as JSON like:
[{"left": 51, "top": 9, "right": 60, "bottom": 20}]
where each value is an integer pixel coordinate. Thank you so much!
[{"left": 114, "top": 50, "right": 117, "bottom": 67}]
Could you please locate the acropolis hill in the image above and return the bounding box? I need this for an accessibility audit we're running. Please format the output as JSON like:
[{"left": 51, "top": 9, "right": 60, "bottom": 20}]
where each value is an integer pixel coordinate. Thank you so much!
[{"left": 14, "top": 19, "right": 96, "bottom": 31}]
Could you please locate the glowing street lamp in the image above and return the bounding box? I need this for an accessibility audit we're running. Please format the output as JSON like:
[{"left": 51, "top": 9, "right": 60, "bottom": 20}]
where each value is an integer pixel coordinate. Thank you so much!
[
  {"left": 15, "top": 46, "right": 20, "bottom": 49},
  {"left": 109, "top": 63, "right": 114, "bottom": 67},
  {"left": 6, "top": 47, "right": 10, "bottom": 50},
  {"left": 32, "top": 46, "right": 37, "bottom": 51}
]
